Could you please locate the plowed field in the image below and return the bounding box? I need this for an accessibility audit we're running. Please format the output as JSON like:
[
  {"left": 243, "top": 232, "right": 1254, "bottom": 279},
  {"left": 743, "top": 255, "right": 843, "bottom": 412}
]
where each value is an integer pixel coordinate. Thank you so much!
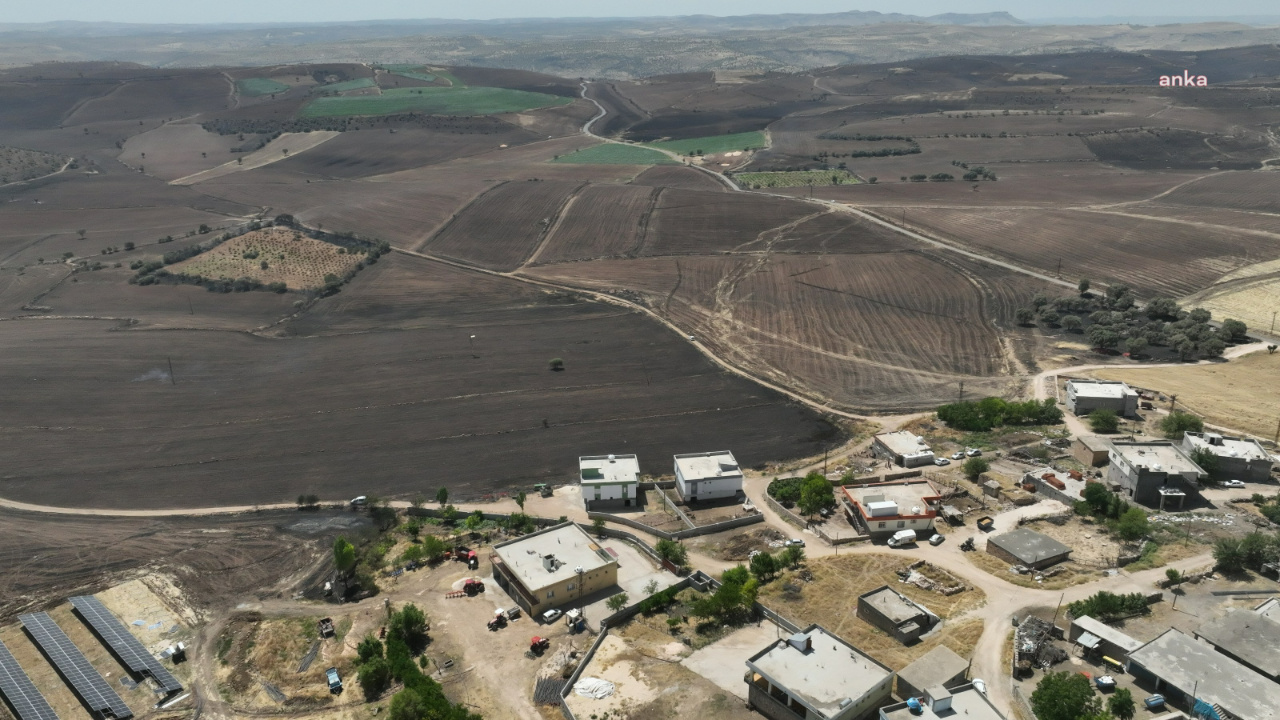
[
  {"left": 532, "top": 184, "right": 659, "bottom": 264},
  {"left": 641, "top": 189, "right": 817, "bottom": 255},
  {"left": 425, "top": 180, "right": 583, "bottom": 270}
]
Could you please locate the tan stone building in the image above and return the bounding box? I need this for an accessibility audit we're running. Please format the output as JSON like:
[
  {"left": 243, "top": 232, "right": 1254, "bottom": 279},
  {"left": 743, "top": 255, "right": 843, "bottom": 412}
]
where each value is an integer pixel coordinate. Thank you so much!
[{"left": 490, "top": 523, "right": 619, "bottom": 617}]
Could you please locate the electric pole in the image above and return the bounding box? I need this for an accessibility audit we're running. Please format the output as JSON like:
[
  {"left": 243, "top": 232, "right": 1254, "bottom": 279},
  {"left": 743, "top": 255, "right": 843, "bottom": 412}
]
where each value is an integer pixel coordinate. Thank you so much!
[
  {"left": 958, "top": 380, "right": 965, "bottom": 404},
  {"left": 1169, "top": 394, "right": 1178, "bottom": 415},
  {"left": 167, "top": 356, "right": 176, "bottom": 386},
  {"left": 1272, "top": 311, "right": 1277, "bottom": 334}
]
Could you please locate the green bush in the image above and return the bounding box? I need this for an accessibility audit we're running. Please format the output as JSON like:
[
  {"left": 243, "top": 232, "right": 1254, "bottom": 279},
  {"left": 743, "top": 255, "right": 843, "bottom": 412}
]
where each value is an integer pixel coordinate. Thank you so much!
[
  {"left": 655, "top": 538, "right": 688, "bottom": 567},
  {"left": 768, "top": 477, "right": 804, "bottom": 504},
  {"left": 356, "top": 635, "right": 384, "bottom": 664},
  {"left": 1213, "top": 537, "right": 1246, "bottom": 573},
  {"left": 1067, "top": 591, "right": 1149, "bottom": 621},
  {"left": 358, "top": 656, "right": 392, "bottom": 700},
  {"left": 1088, "top": 409, "right": 1119, "bottom": 433},
  {"left": 936, "top": 397, "right": 1062, "bottom": 431},
  {"left": 1160, "top": 411, "right": 1204, "bottom": 440}
]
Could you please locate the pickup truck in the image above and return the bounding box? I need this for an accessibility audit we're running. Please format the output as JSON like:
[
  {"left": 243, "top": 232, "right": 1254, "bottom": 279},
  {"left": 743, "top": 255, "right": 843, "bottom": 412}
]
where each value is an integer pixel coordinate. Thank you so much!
[{"left": 326, "top": 667, "right": 343, "bottom": 693}]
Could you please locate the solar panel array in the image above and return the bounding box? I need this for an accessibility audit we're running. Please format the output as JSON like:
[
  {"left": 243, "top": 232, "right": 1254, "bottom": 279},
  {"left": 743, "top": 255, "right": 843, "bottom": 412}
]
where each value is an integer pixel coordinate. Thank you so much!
[
  {"left": 0, "top": 639, "right": 59, "bottom": 720},
  {"left": 18, "top": 613, "right": 132, "bottom": 720},
  {"left": 69, "top": 596, "right": 182, "bottom": 694}
]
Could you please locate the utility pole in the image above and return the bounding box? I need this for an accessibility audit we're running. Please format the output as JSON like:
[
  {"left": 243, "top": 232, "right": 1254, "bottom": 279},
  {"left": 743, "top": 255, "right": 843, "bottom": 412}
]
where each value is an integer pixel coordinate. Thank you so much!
[
  {"left": 1274, "top": 416, "right": 1280, "bottom": 445},
  {"left": 1051, "top": 592, "right": 1065, "bottom": 626},
  {"left": 958, "top": 380, "right": 965, "bottom": 404},
  {"left": 1272, "top": 311, "right": 1277, "bottom": 334},
  {"left": 1169, "top": 394, "right": 1178, "bottom": 415},
  {"left": 1056, "top": 259, "right": 1062, "bottom": 278},
  {"left": 167, "top": 356, "right": 176, "bottom": 386}
]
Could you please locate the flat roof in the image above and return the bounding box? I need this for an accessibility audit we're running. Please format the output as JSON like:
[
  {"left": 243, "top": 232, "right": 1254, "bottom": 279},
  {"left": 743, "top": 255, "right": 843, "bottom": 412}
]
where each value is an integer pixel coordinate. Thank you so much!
[
  {"left": 493, "top": 523, "right": 616, "bottom": 594},
  {"left": 1067, "top": 380, "right": 1136, "bottom": 399},
  {"left": 1110, "top": 441, "right": 1205, "bottom": 476},
  {"left": 1184, "top": 433, "right": 1271, "bottom": 462},
  {"left": 1194, "top": 608, "right": 1280, "bottom": 678},
  {"left": 1076, "top": 435, "right": 1114, "bottom": 451},
  {"left": 987, "top": 527, "right": 1071, "bottom": 565},
  {"left": 1255, "top": 598, "right": 1280, "bottom": 621},
  {"left": 1128, "top": 629, "right": 1280, "bottom": 720},
  {"left": 844, "top": 480, "right": 940, "bottom": 518},
  {"left": 860, "top": 586, "right": 928, "bottom": 625},
  {"left": 897, "top": 645, "right": 969, "bottom": 691},
  {"left": 875, "top": 430, "right": 932, "bottom": 456},
  {"left": 578, "top": 454, "right": 640, "bottom": 486},
  {"left": 881, "top": 684, "right": 1006, "bottom": 720},
  {"left": 1072, "top": 616, "right": 1143, "bottom": 653},
  {"left": 747, "top": 625, "right": 891, "bottom": 719},
  {"left": 674, "top": 451, "right": 741, "bottom": 481}
]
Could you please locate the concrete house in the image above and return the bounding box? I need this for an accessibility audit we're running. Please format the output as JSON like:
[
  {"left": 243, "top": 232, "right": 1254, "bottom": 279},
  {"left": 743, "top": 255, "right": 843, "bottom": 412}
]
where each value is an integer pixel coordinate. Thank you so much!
[
  {"left": 673, "top": 451, "right": 742, "bottom": 502},
  {"left": 490, "top": 523, "right": 618, "bottom": 617},
  {"left": 745, "top": 625, "right": 893, "bottom": 720},
  {"left": 842, "top": 480, "right": 940, "bottom": 539},
  {"left": 1072, "top": 435, "right": 1113, "bottom": 467},
  {"left": 1127, "top": 628, "right": 1280, "bottom": 720},
  {"left": 1193, "top": 608, "right": 1280, "bottom": 681},
  {"left": 985, "top": 528, "right": 1071, "bottom": 569},
  {"left": 879, "top": 684, "right": 1006, "bottom": 720},
  {"left": 1065, "top": 380, "right": 1139, "bottom": 417},
  {"left": 871, "top": 431, "right": 935, "bottom": 468},
  {"left": 579, "top": 454, "right": 641, "bottom": 510},
  {"left": 857, "top": 586, "right": 939, "bottom": 645},
  {"left": 1181, "top": 432, "right": 1272, "bottom": 483},
  {"left": 894, "top": 645, "right": 970, "bottom": 699},
  {"left": 1107, "top": 441, "right": 1207, "bottom": 509}
]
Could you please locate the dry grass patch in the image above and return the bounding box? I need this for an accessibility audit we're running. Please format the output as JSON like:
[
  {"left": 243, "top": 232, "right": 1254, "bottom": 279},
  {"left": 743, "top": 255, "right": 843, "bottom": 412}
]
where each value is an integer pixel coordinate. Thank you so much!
[
  {"left": 168, "top": 227, "right": 363, "bottom": 290},
  {"left": 756, "top": 554, "right": 986, "bottom": 670}
]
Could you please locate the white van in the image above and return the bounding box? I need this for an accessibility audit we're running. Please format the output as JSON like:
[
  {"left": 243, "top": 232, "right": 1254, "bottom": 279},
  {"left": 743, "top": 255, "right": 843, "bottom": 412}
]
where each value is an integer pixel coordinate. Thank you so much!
[
  {"left": 887, "top": 529, "right": 917, "bottom": 548},
  {"left": 350, "top": 496, "right": 367, "bottom": 507}
]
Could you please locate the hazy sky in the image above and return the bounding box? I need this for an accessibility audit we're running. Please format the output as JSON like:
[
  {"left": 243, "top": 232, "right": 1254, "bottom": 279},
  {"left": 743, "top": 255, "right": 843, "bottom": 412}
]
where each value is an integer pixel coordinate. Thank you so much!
[{"left": 3, "top": 0, "right": 1278, "bottom": 24}]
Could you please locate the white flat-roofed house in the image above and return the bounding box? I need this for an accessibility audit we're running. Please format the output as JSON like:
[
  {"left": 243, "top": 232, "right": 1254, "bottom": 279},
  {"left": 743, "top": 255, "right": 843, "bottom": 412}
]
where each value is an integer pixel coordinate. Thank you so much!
[
  {"left": 673, "top": 451, "right": 743, "bottom": 502},
  {"left": 1181, "top": 432, "right": 1272, "bottom": 482},
  {"left": 746, "top": 625, "right": 893, "bottom": 720},
  {"left": 579, "top": 454, "right": 641, "bottom": 510},
  {"left": 1108, "top": 441, "right": 1207, "bottom": 509},
  {"left": 871, "top": 431, "right": 935, "bottom": 468},
  {"left": 842, "top": 480, "right": 941, "bottom": 539},
  {"left": 1066, "top": 380, "right": 1139, "bottom": 417}
]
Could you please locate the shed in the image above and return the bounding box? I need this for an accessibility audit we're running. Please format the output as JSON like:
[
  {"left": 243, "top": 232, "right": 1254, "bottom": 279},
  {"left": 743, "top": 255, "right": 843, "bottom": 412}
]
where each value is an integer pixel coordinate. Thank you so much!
[
  {"left": 895, "top": 645, "right": 970, "bottom": 699},
  {"left": 1069, "top": 616, "right": 1143, "bottom": 662},
  {"left": 986, "top": 527, "right": 1071, "bottom": 569},
  {"left": 856, "top": 586, "right": 938, "bottom": 645}
]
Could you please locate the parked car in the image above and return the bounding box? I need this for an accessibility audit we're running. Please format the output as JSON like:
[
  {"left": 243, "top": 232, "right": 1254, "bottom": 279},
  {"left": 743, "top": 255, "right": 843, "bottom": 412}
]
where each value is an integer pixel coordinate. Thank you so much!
[
  {"left": 1095, "top": 676, "right": 1116, "bottom": 691},
  {"left": 350, "top": 496, "right": 367, "bottom": 507},
  {"left": 966, "top": 448, "right": 982, "bottom": 457},
  {"left": 934, "top": 457, "right": 951, "bottom": 466},
  {"left": 1220, "top": 479, "right": 1246, "bottom": 488},
  {"left": 887, "top": 529, "right": 917, "bottom": 548},
  {"left": 540, "top": 609, "right": 563, "bottom": 624},
  {"left": 971, "top": 679, "right": 986, "bottom": 695},
  {"left": 325, "top": 667, "right": 343, "bottom": 693},
  {"left": 929, "top": 533, "right": 946, "bottom": 546},
  {"left": 951, "top": 451, "right": 965, "bottom": 460},
  {"left": 786, "top": 538, "right": 805, "bottom": 548},
  {"left": 1144, "top": 694, "right": 1165, "bottom": 710}
]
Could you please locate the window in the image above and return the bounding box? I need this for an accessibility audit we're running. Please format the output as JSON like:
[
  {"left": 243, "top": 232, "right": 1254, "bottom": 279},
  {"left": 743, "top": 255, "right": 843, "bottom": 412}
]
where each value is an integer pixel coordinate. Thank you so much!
[
  {"left": 897, "top": 521, "right": 905, "bottom": 528},
  {"left": 878, "top": 522, "right": 885, "bottom": 529},
  {"left": 567, "top": 583, "right": 576, "bottom": 591},
  {"left": 546, "top": 590, "right": 554, "bottom": 599}
]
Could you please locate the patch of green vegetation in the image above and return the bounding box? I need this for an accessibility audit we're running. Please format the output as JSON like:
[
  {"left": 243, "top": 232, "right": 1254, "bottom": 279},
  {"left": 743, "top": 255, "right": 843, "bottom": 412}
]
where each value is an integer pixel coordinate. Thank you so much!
[
  {"left": 216, "top": 633, "right": 234, "bottom": 665},
  {"left": 733, "top": 170, "right": 858, "bottom": 188},
  {"left": 645, "top": 131, "right": 767, "bottom": 156},
  {"left": 552, "top": 143, "right": 676, "bottom": 165},
  {"left": 236, "top": 78, "right": 290, "bottom": 97},
  {"left": 301, "top": 86, "right": 570, "bottom": 118},
  {"left": 395, "top": 72, "right": 438, "bottom": 83},
  {"left": 431, "top": 69, "right": 466, "bottom": 87},
  {"left": 317, "top": 77, "right": 377, "bottom": 93}
]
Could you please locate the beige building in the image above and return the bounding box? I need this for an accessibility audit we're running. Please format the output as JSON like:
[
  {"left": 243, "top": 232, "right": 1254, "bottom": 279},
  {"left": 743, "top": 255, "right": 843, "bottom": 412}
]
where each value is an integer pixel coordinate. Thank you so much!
[
  {"left": 746, "top": 625, "right": 893, "bottom": 720},
  {"left": 490, "top": 523, "right": 618, "bottom": 617}
]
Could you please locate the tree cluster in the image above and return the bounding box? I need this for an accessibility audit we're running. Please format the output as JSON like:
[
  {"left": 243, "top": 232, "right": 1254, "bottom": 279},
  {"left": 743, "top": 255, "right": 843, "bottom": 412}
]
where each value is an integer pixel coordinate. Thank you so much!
[
  {"left": 202, "top": 113, "right": 512, "bottom": 137},
  {"left": 654, "top": 538, "right": 689, "bottom": 569},
  {"left": 1067, "top": 590, "right": 1150, "bottom": 622},
  {"left": 1213, "top": 531, "right": 1280, "bottom": 574},
  {"left": 935, "top": 396, "right": 1063, "bottom": 431},
  {"left": 691, "top": 566, "right": 759, "bottom": 625},
  {"left": 1075, "top": 483, "right": 1150, "bottom": 541}
]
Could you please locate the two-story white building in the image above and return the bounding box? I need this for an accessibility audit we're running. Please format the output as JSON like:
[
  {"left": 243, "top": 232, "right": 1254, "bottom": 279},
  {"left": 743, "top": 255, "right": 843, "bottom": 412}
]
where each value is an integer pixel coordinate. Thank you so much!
[
  {"left": 579, "top": 454, "right": 641, "bottom": 510},
  {"left": 673, "top": 450, "right": 743, "bottom": 503}
]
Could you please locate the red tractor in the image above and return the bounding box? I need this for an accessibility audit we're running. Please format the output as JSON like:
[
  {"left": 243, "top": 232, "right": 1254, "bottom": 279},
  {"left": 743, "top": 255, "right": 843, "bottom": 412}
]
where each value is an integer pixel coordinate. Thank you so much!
[
  {"left": 487, "top": 610, "right": 507, "bottom": 631},
  {"left": 464, "top": 579, "right": 485, "bottom": 595},
  {"left": 530, "top": 637, "right": 550, "bottom": 655}
]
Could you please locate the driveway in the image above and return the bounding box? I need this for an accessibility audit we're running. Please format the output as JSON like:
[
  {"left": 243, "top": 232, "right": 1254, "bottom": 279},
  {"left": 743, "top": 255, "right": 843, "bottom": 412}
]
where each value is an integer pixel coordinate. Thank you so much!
[{"left": 682, "top": 622, "right": 781, "bottom": 699}]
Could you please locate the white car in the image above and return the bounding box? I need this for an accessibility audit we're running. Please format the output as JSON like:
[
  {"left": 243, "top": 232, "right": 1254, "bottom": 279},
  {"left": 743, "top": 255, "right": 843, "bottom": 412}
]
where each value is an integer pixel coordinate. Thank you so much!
[
  {"left": 786, "top": 538, "right": 805, "bottom": 548},
  {"left": 934, "top": 457, "right": 951, "bottom": 466},
  {"left": 951, "top": 451, "right": 965, "bottom": 460},
  {"left": 966, "top": 448, "right": 982, "bottom": 457},
  {"left": 540, "top": 609, "right": 563, "bottom": 624},
  {"left": 971, "top": 678, "right": 986, "bottom": 695},
  {"left": 929, "top": 533, "right": 946, "bottom": 546},
  {"left": 1220, "top": 480, "right": 1246, "bottom": 488}
]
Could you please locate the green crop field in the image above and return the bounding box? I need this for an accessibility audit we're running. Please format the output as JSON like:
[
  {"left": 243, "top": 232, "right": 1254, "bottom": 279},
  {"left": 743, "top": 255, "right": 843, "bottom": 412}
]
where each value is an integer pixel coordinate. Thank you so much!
[
  {"left": 394, "top": 71, "right": 438, "bottom": 83},
  {"left": 316, "top": 77, "right": 377, "bottom": 93},
  {"left": 644, "top": 131, "right": 767, "bottom": 156},
  {"left": 236, "top": 78, "right": 291, "bottom": 97},
  {"left": 732, "top": 170, "right": 860, "bottom": 188},
  {"left": 301, "top": 87, "right": 571, "bottom": 118},
  {"left": 432, "top": 70, "right": 466, "bottom": 87},
  {"left": 552, "top": 143, "right": 676, "bottom": 165}
]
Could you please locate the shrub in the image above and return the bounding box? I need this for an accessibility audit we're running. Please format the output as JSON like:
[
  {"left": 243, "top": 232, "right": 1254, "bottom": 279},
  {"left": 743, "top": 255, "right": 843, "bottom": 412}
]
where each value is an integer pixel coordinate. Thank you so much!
[
  {"left": 358, "top": 656, "right": 392, "bottom": 700},
  {"left": 1213, "top": 537, "right": 1246, "bottom": 573},
  {"left": 962, "top": 457, "right": 989, "bottom": 481},
  {"left": 1113, "top": 507, "right": 1150, "bottom": 541},
  {"left": 935, "top": 397, "right": 1062, "bottom": 431},
  {"left": 749, "top": 551, "right": 778, "bottom": 581},
  {"left": 1067, "top": 591, "right": 1148, "bottom": 621},
  {"left": 1088, "top": 409, "right": 1120, "bottom": 433},
  {"left": 1160, "top": 411, "right": 1204, "bottom": 440},
  {"left": 655, "top": 538, "right": 688, "bottom": 567},
  {"left": 1031, "top": 671, "right": 1102, "bottom": 720},
  {"left": 606, "top": 592, "right": 629, "bottom": 612},
  {"left": 768, "top": 477, "right": 804, "bottom": 504},
  {"left": 357, "top": 635, "right": 384, "bottom": 664}
]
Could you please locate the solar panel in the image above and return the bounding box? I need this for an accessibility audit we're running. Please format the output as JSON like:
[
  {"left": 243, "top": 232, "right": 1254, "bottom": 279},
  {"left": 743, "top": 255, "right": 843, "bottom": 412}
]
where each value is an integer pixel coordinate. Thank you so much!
[
  {"left": 18, "top": 613, "right": 132, "bottom": 720},
  {"left": 0, "top": 639, "right": 59, "bottom": 720},
  {"left": 69, "top": 597, "right": 183, "bottom": 695}
]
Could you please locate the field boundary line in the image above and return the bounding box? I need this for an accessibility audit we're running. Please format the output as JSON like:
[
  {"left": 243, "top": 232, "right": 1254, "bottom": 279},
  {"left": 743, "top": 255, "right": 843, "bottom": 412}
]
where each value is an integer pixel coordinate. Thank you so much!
[{"left": 521, "top": 182, "right": 587, "bottom": 269}]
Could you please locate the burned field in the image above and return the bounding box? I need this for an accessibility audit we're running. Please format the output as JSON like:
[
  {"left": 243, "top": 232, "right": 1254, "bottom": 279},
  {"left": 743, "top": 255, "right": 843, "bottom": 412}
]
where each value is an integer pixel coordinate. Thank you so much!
[{"left": 5, "top": 50, "right": 1280, "bottom": 507}]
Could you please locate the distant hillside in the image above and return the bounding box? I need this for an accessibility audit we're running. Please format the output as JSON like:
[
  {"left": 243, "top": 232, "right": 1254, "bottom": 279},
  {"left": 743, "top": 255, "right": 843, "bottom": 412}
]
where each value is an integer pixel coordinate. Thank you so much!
[{"left": 1, "top": 13, "right": 1279, "bottom": 78}]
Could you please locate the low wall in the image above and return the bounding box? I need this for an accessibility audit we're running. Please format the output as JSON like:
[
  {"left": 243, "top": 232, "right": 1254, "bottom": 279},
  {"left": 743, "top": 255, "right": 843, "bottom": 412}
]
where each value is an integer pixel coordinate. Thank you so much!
[
  {"left": 587, "top": 508, "right": 763, "bottom": 541},
  {"left": 587, "top": 510, "right": 676, "bottom": 541},
  {"left": 653, "top": 487, "right": 696, "bottom": 528},
  {"left": 1026, "top": 474, "right": 1081, "bottom": 507},
  {"left": 405, "top": 506, "right": 560, "bottom": 526},
  {"left": 762, "top": 492, "right": 806, "bottom": 529}
]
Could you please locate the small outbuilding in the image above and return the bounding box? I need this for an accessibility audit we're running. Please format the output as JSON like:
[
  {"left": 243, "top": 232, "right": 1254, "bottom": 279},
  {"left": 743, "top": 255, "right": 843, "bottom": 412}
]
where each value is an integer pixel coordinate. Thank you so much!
[
  {"left": 857, "top": 586, "right": 938, "bottom": 645},
  {"left": 895, "top": 645, "right": 970, "bottom": 700},
  {"left": 1069, "top": 616, "right": 1143, "bottom": 663},
  {"left": 986, "top": 527, "right": 1071, "bottom": 569},
  {"left": 1072, "top": 435, "right": 1113, "bottom": 467}
]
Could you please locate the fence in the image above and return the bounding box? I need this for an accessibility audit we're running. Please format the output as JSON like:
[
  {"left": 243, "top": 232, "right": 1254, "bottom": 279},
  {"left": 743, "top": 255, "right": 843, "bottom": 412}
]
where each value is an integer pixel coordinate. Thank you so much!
[
  {"left": 653, "top": 487, "right": 696, "bottom": 528},
  {"left": 762, "top": 492, "right": 806, "bottom": 529},
  {"left": 405, "top": 506, "right": 562, "bottom": 526}
]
